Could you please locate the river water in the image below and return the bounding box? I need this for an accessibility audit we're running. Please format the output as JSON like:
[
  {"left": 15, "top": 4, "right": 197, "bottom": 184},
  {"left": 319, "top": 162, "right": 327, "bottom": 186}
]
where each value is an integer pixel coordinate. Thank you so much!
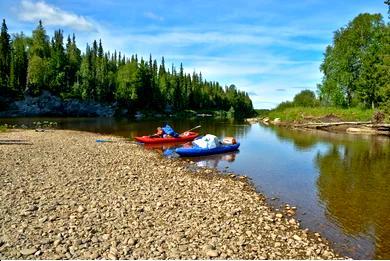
[{"left": 2, "top": 117, "right": 390, "bottom": 259}]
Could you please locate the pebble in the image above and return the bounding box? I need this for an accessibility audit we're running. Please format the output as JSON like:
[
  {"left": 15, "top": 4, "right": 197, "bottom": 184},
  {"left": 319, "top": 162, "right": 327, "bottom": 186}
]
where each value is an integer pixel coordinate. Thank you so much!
[
  {"left": 128, "top": 238, "right": 137, "bottom": 246},
  {"left": 206, "top": 249, "right": 219, "bottom": 257},
  {"left": 289, "top": 219, "right": 296, "bottom": 225},
  {"left": 293, "top": 235, "right": 302, "bottom": 241},
  {"left": 20, "top": 248, "right": 37, "bottom": 256},
  {"left": 107, "top": 253, "right": 117, "bottom": 260},
  {"left": 39, "top": 216, "right": 48, "bottom": 223}
]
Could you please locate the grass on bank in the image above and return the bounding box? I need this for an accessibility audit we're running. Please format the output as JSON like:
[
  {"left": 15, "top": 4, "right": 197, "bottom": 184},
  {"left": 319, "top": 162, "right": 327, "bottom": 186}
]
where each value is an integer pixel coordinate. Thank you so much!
[
  {"left": 0, "top": 124, "right": 8, "bottom": 132},
  {"left": 263, "top": 107, "right": 375, "bottom": 123}
]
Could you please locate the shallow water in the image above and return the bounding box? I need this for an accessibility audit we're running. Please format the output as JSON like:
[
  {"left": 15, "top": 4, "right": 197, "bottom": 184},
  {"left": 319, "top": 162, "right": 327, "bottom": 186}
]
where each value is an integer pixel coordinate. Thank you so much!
[{"left": 2, "top": 117, "right": 390, "bottom": 259}]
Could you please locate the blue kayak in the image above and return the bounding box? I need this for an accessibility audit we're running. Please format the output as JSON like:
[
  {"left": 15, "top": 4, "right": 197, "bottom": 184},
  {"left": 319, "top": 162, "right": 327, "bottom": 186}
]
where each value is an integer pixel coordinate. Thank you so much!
[{"left": 175, "top": 143, "right": 240, "bottom": 157}]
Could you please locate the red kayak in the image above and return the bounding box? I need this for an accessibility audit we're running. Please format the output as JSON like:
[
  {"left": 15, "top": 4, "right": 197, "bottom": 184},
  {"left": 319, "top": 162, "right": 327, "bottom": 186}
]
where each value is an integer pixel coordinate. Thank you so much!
[{"left": 134, "top": 131, "right": 199, "bottom": 144}]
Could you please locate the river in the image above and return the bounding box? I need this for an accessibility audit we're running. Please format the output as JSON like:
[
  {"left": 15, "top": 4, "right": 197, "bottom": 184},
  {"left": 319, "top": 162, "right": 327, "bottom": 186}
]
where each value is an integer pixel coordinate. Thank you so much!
[{"left": 1, "top": 117, "right": 390, "bottom": 259}]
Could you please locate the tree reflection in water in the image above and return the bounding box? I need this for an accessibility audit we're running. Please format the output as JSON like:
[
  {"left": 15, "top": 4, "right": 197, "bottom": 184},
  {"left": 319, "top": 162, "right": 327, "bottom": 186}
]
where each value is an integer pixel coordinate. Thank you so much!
[
  {"left": 316, "top": 139, "right": 390, "bottom": 259},
  {"left": 272, "top": 126, "right": 390, "bottom": 259}
]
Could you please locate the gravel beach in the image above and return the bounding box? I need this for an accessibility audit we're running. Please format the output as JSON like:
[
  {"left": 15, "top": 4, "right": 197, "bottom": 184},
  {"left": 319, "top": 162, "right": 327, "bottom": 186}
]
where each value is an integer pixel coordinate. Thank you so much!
[{"left": 0, "top": 129, "right": 342, "bottom": 259}]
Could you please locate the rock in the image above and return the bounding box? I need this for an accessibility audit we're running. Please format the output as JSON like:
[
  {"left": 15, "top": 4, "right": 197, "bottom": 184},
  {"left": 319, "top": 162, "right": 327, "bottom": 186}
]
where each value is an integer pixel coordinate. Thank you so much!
[
  {"left": 102, "top": 234, "right": 110, "bottom": 241},
  {"left": 89, "top": 252, "right": 99, "bottom": 259},
  {"left": 107, "top": 253, "right": 117, "bottom": 260},
  {"left": 39, "top": 216, "right": 48, "bottom": 223},
  {"left": 246, "top": 118, "right": 259, "bottom": 124},
  {"left": 275, "top": 213, "right": 283, "bottom": 218},
  {"left": 110, "top": 247, "right": 118, "bottom": 256},
  {"left": 73, "top": 239, "right": 82, "bottom": 246},
  {"left": 128, "top": 238, "right": 137, "bottom": 246},
  {"left": 293, "top": 235, "right": 302, "bottom": 241},
  {"left": 323, "top": 250, "right": 332, "bottom": 258},
  {"left": 27, "top": 205, "right": 38, "bottom": 211},
  {"left": 77, "top": 206, "right": 85, "bottom": 213},
  {"left": 20, "top": 248, "right": 38, "bottom": 256},
  {"left": 288, "top": 219, "right": 296, "bottom": 225},
  {"left": 206, "top": 249, "right": 219, "bottom": 257},
  {"left": 55, "top": 245, "right": 67, "bottom": 254}
]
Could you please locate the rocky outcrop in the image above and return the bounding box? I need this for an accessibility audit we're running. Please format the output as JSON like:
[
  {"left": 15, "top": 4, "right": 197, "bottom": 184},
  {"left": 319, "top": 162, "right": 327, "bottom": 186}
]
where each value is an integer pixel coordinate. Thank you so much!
[{"left": 0, "top": 92, "right": 116, "bottom": 117}]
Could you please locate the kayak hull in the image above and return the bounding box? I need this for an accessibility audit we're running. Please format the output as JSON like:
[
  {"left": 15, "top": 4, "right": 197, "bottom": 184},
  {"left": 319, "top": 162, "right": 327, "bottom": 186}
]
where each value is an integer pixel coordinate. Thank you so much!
[
  {"left": 175, "top": 143, "right": 240, "bottom": 157},
  {"left": 134, "top": 132, "right": 198, "bottom": 144}
]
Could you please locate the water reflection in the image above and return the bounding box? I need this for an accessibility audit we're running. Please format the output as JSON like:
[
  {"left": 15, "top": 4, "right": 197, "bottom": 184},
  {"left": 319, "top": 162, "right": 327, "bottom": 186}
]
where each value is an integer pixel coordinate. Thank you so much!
[
  {"left": 0, "top": 117, "right": 252, "bottom": 143},
  {"left": 183, "top": 151, "right": 239, "bottom": 168},
  {"left": 316, "top": 140, "right": 390, "bottom": 259},
  {"left": 271, "top": 126, "right": 323, "bottom": 151},
  {"left": 272, "top": 127, "right": 390, "bottom": 259},
  {"left": 141, "top": 140, "right": 240, "bottom": 168}
]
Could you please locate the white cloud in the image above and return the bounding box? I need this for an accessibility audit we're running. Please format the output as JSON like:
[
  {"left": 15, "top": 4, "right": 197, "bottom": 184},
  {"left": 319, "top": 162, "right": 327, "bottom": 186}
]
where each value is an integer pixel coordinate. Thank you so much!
[
  {"left": 144, "top": 12, "right": 164, "bottom": 21},
  {"left": 18, "top": 0, "right": 96, "bottom": 32},
  {"left": 120, "top": 30, "right": 326, "bottom": 51}
]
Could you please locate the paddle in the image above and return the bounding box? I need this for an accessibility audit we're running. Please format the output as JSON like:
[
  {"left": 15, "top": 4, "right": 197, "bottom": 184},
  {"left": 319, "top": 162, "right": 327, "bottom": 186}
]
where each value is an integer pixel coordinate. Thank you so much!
[
  {"left": 180, "top": 125, "right": 201, "bottom": 135},
  {"left": 96, "top": 139, "right": 113, "bottom": 143}
]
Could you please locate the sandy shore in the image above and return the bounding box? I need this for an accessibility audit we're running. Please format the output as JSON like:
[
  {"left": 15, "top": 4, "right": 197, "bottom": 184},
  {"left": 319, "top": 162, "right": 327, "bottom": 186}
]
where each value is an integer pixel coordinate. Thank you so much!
[{"left": 0, "top": 129, "right": 342, "bottom": 259}]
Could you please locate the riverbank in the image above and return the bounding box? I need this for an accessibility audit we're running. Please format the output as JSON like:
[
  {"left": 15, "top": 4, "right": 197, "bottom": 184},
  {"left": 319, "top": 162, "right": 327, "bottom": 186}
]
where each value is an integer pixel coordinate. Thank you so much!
[
  {"left": 0, "top": 129, "right": 342, "bottom": 259},
  {"left": 0, "top": 92, "right": 249, "bottom": 119},
  {"left": 247, "top": 106, "right": 390, "bottom": 136}
]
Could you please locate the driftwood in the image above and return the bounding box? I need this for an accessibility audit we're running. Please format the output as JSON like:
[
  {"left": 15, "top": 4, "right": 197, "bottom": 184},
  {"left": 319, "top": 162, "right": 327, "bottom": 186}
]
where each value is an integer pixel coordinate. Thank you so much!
[
  {"left": 293, "top": 122, "right": 390, "bottom": 135},
  {"left": 295, "top": 121, "right": 371, "bottom": 128}
]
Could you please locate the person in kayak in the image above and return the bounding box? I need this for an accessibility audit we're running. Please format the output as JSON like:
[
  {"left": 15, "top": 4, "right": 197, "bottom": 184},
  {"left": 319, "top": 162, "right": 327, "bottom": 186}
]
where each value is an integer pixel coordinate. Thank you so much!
[
  {"left": 150, "top": 123, "right": 179, "bottom": 138},
  {"left": 161, "top": 123, "right": 179, "bottom": 138}
]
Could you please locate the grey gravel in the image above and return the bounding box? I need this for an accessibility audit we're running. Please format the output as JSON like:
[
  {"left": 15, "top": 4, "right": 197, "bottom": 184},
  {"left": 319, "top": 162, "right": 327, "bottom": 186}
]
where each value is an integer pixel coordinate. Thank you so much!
[{"left": 0, "top": 129, "right": 345, "bottom": 259}]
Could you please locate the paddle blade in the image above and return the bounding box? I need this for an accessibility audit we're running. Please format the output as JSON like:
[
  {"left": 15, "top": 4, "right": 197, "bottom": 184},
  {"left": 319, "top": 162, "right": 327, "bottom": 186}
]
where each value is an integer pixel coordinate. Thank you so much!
[
  {"left": 163, "top": 148, "right": 176, "bottom": 157},
  {"left": 96, "top": 139, "right": 113, "bottom": 143}
]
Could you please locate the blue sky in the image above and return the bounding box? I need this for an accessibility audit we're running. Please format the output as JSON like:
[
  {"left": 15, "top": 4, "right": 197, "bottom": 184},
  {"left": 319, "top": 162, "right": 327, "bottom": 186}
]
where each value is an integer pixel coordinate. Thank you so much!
[{"left": 0, "top": 0, "right": 388, "bottom": 108}]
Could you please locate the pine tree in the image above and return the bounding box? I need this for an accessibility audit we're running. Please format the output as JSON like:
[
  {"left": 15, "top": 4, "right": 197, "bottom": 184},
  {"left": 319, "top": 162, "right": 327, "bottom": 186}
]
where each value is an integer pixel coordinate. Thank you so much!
[
  {"left": 48, "top": 29, "right": 66, "bottom": 95},
  {"left": 10, "top": 33, "right": 28, "bottom": 96},
  {"left": 66, "top": 34, "right": 81, "bottom": 96},
  {"left": 27, "top": 20, "right": 50, "bottom": 95},
  {"left": 0, "top": 19, "right": 11, "bottom": 95}
]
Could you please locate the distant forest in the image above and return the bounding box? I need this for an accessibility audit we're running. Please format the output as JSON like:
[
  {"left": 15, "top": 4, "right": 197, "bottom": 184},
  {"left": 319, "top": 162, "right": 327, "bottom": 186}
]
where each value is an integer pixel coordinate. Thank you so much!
[{"left": 0, "top": 20, "right": 254, "bottom": 117}]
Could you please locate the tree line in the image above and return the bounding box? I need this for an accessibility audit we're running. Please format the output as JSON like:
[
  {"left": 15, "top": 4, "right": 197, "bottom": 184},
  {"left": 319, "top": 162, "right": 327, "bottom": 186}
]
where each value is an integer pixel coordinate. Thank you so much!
[
  {"left": 0, "top": 20, "right": 254, "bottom": 117},
  {"left": 272, "top": 5, "right": 389, "bottom": 115},
  {"left": 317, "top": 12, "right": 390, "bottom": 111}
]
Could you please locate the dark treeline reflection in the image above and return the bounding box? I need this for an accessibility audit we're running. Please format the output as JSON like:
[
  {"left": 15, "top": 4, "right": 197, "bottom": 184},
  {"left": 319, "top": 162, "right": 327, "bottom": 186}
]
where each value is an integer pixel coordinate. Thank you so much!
[
  {"left": 271, "top": 126, "right": 322, "bottom": 151},
  {"left": 0, "top": 117, "right": 252, "bottom": 140},
  {"left": 272, "top": 126, "right": 390, "bottom": 259}
]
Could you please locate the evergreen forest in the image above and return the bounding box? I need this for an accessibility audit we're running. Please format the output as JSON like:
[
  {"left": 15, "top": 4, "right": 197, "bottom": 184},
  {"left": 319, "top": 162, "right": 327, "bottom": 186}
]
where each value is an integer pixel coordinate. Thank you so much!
[{"left": 0, "top": 20, "right": 254, "bottom": 117}]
